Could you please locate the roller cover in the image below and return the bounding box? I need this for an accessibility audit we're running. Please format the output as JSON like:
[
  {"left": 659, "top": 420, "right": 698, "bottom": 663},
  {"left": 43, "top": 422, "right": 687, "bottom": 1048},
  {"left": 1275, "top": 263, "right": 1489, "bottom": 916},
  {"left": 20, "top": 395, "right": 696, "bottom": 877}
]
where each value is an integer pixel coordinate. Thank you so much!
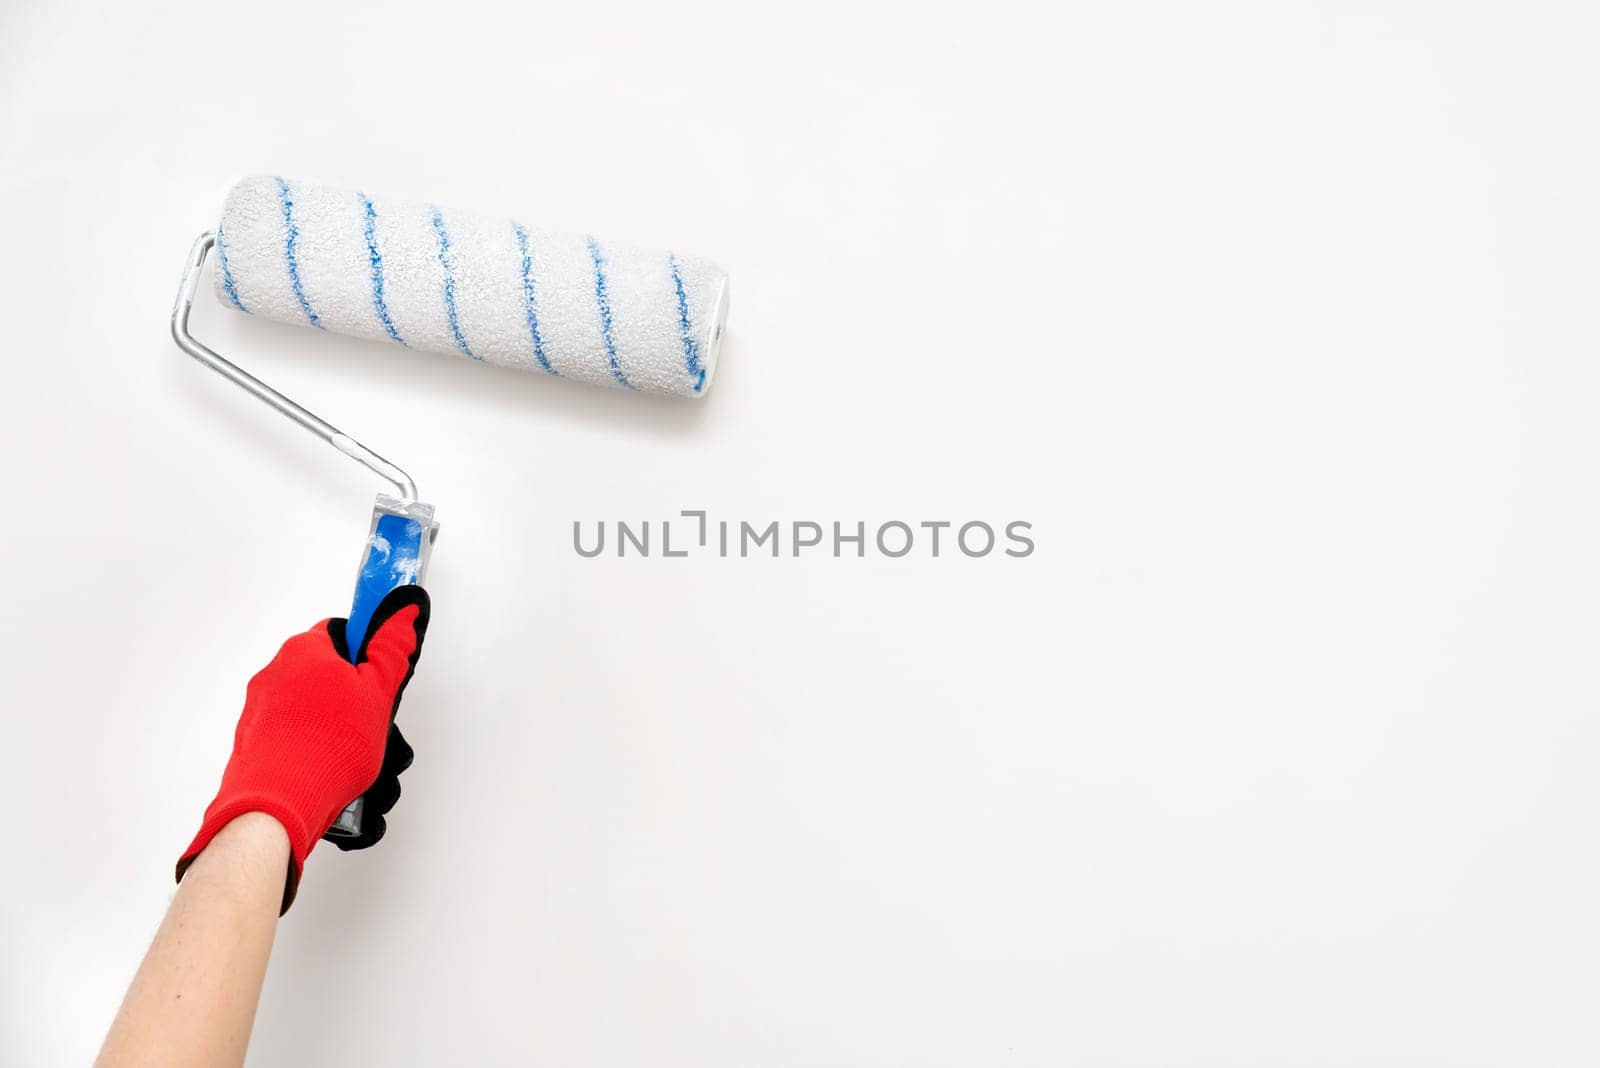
[{"left": 213, "top": 175, "right": 729, "bottom": 397}]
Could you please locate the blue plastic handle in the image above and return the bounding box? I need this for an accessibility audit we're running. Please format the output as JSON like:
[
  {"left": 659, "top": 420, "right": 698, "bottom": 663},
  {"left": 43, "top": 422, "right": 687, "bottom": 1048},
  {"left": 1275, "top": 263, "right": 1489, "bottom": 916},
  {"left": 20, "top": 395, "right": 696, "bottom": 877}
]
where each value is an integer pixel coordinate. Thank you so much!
[
  {"left": 325, "top": 509, "right": 429, "bottom": 840},
  {"left": 345, "top": 512, "right": 427, "bottom": 663}
]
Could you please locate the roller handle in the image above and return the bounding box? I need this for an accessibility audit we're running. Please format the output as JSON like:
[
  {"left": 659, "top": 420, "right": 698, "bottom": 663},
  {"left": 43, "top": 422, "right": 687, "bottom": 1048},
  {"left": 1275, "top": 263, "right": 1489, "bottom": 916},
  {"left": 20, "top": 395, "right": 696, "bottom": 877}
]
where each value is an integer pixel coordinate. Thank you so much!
[{"left": 323, "top": 511, "right": 429, "bottom": 840}]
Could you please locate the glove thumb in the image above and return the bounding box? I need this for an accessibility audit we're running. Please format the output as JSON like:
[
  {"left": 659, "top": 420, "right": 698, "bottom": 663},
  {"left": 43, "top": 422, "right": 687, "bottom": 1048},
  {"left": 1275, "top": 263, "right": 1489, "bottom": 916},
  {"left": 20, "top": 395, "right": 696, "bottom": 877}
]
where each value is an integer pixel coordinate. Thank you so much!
[{"left": 351, "top": 586, "right": 431, "bottom": 699}]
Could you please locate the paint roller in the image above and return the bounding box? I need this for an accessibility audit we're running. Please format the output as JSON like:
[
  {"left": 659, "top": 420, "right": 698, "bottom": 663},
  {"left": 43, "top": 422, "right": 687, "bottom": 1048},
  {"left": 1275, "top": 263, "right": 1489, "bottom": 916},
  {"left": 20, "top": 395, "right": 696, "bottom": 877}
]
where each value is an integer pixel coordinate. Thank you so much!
[{"left": 172, "top": 175, "right": 730, "bottom": 837}]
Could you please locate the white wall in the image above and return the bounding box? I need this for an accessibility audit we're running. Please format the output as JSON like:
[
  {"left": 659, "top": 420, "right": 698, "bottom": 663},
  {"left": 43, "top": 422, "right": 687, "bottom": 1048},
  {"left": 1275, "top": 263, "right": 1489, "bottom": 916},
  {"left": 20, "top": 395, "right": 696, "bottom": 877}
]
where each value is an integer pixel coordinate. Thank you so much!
[{"left": 2, "top": 2, "right": 1597, "bottom": 1064}]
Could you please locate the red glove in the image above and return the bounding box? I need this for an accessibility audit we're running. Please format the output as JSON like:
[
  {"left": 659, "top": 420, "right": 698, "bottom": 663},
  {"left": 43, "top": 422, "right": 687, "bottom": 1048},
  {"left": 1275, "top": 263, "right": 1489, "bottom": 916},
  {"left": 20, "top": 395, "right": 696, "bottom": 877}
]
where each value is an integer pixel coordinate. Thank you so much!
[{"left": 177, "top": 586, "right": 431, "bottom": 912}]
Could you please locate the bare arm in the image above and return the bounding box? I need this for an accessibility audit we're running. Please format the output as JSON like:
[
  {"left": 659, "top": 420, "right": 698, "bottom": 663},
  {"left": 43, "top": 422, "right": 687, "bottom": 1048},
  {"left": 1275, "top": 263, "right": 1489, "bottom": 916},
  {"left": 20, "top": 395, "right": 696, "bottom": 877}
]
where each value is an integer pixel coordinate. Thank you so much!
[{"left": 96, "top": 812, "right": 289, "bottom": 1068}]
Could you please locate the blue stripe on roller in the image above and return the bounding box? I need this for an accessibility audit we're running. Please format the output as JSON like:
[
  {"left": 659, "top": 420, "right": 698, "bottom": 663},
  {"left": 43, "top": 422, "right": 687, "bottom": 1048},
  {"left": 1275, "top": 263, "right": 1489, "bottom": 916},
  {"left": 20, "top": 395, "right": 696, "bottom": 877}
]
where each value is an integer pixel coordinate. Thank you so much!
[
  {"left": 432, "top": 207, "right": 477, "bottom": 359},
  {"left": 361, "top": 194, "right": 406, "bottom": 347},
  {"left": 512, "top": 221, "right": 556, "bottom": 375},
  {"left": 669, "top": 252, "right": 706, "bottom": 393},
  {"left": 275, "top": 177, "right": 322, "bottom": 329},
  {"left": 215, "top": 223, "right": 250, "bottom": 314},
  {"left": 587, "top": 236, "right": 633, "bottom": 389}
]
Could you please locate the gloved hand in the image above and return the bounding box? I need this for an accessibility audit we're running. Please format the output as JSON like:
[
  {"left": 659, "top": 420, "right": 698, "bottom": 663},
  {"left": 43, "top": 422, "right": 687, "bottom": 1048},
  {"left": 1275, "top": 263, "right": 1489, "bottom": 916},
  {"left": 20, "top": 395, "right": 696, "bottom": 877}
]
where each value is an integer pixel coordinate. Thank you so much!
[{"left": 176, "top": 586, "right": 431, "bottom": 913}]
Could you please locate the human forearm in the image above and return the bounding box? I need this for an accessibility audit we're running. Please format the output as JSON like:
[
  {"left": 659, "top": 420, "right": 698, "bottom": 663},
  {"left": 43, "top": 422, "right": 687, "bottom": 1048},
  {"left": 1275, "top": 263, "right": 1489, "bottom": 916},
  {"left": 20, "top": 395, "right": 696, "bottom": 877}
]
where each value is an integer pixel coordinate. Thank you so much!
[
  {"left": 96, "top": 812, "right": 288, "bottom": 1068},
  {"left": 99, "top": 590, "right": 430, "bottom": 1065}
]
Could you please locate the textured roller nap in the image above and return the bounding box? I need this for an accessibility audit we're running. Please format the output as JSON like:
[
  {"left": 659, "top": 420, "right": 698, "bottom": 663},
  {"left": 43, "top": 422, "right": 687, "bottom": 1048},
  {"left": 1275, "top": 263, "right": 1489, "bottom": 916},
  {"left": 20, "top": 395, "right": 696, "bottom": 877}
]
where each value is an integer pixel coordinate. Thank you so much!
[{"left": 213, "top": 176, "right": 729, "bottom": 397}]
